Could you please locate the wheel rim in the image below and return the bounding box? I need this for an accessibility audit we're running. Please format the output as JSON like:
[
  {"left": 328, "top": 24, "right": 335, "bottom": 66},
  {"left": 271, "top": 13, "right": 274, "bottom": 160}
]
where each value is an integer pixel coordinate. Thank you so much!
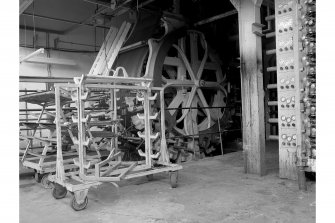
[
  {"left": 72, "top": 196, "right": 88, "bottom": 211},
  {"left": 52, "top": 185, "right": 67, "bottom": 199}
]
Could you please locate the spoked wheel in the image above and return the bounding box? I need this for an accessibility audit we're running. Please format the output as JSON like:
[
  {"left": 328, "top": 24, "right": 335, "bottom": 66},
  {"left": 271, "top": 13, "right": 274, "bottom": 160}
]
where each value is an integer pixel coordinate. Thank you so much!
[
  {"left": 52, "top": 183, "right": 67, "bottom": 199},
  {"left": 169, "top": 171, "right": 178, "bottom": 188},
  {"left": 70, "top": 196, "right": 88, "bottom": 211},
  {"left": 146, "top": 174, "right": 154, "bottom": 181},
  {"left": 41, "top": 173, "right": 53, "bottom": 189},
  {"left": 161, "top": 30, "right": 228, "bottom": 137}
]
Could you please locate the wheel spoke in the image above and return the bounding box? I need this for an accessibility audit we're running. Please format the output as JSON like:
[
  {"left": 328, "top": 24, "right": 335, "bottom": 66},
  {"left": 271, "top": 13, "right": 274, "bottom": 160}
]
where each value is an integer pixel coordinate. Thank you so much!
[
  {"left": 196, "top": 34, "right": 208, "bottom": 80},
  {"left": 172, "top": 44, "right": 197, "bottom": 81}
]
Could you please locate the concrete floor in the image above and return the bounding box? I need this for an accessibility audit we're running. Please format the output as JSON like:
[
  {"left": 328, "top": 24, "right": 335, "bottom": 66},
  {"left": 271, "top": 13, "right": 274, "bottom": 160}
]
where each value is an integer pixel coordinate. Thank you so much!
[{"left": 20, "top": 151, "right": 315, "bottom": 223}]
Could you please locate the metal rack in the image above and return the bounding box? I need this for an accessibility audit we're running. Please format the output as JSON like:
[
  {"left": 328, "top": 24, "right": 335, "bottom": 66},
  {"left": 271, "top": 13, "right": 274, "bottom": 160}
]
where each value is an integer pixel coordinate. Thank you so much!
[
  {"left": 19, "top": 91, "right": 84, "bottom": 188},
  {"left": 48, "top": 74, "right": 182, "bottom": 211}
]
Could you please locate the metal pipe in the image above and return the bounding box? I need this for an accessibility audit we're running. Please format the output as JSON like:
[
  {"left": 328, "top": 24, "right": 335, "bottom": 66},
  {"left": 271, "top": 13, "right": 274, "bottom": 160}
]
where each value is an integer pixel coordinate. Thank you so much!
[
  {"left": 164, "top": 106, "right": 235, "bottom": 111},
  {"left": 83, "top": 0, "right": 114, "bottom": 8},
  {"left": 21, "top": 13, "right": 110, "bottom": 30},
  {"left": 119, "top": 41, "right": 147, "bottom": 54},
  {"left": 194, "top": 10, "right": 238, "bottom": 26},
  {"left": 63, "top": 0, "right": 134, "bottom": 34},
  {"left": 19, "top": 44, "right": 99, "bottom": 53},
  {"left": 20, "top": 90, "right": 40, "bottom": 93},
  {"left": 19, "top": 25, "right": 64, "bottom": 35},
  {"left": 20, "top": 76, "right": 74, "bottom": 83},
  {"left": 168, "top": 129, "right": 242, "bottom": 139},
  {"left": 56, "top": 39, "right": 100, "bottom": 48}
]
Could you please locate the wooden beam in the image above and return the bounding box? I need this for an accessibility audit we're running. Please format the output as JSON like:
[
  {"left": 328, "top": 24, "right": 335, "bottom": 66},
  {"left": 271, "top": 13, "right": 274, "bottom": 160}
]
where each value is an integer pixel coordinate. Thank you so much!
[{"left": 238, "top": 0, "right": 266, "bottom": 176}]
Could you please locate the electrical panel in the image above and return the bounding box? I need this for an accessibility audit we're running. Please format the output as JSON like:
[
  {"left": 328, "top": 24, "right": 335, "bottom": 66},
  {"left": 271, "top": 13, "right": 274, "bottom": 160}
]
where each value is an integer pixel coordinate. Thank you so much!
[{"left": 275, "top": 0, "right": 316, "bottom": 179}]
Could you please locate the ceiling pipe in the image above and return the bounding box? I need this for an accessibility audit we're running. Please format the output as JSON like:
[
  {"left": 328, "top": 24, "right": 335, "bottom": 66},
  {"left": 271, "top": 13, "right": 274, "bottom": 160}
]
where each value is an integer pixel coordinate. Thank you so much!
[
  {"left": 63, "top": 0, "right": 158, "bottom": 34},
  {"left": 19, "top": 25, "right": 64, "bottom": 35},
  {"left": 194, "top": 9, "right": 238, "bottom": 26},
  {"left": 63, "top": 0, "right": 135, "bottom": 34},
  {"left": 83, "top": 0, "right": 116, "bottom": 9},
  {"left": 21, "top": 13, "right": 110, "bottom": 30}
]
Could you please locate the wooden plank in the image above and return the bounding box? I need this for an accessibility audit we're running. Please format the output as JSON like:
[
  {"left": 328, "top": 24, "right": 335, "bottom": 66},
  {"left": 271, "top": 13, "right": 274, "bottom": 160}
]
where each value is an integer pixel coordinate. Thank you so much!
[
  {"left": 101, "top": 161, "right": 122, "bottom": 177},
  {"left": 119, "top": 162, "right": 137, "bottom": 179},
  {"left": 96, "top": 151, "right": 121, "bottom": 168},
  {"left": 123, "top": 165, "right": 182, "bottom": 180},
  {"left": 88, "top": 26, "right": 118, "bottom": 76},
  {"left": 238, "top": 0, "right": 265, "bottom": 176},
  {"left": 103, "top": 22, "right": 132, "bottom": 76}
]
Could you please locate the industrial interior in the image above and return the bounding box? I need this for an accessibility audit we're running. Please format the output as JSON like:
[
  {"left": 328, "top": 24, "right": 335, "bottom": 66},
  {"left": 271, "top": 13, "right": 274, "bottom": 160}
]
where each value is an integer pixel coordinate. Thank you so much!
[{"left": 19, "top": 0, "right": 316, "bottom": 222}]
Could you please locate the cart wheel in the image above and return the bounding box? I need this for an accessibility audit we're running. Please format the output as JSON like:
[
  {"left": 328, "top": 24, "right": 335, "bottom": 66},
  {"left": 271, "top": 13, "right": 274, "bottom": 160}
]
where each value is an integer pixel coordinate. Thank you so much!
[
  {"left": 146, "top": 174, "right": 154, "bottom": 181},
  {"left": 41, "top": 174, "right": 52, "bottom": 189},
  {"left": 34, "top": 172, "right": 41, "bottom": 183},
  {"left": 71, "top": 196, "right": 88, "bottom": 211},
  {"left": 169, "top": 171, "right": 178, "bottom": 188},
  {"left": 52, "top": 184, "right": 67, "bottom": 199}
]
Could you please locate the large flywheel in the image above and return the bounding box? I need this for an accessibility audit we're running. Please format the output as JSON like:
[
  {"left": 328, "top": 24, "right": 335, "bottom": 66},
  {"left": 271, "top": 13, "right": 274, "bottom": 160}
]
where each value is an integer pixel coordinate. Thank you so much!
[
  {"left": 159, "top": 30, "right": 228, "bottom": 136},
  {"left": 112, "top": 12, "right": 229, "bottom": 139}
]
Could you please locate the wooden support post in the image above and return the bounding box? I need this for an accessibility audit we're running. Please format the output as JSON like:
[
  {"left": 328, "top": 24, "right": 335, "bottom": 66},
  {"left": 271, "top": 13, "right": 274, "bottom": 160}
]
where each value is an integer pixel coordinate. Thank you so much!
[
  {"left": 55, "top": 87, "right": 66, "bottom": 182},
  {"left": 237, "top": 0, "right": 266, "bottom": 176}
]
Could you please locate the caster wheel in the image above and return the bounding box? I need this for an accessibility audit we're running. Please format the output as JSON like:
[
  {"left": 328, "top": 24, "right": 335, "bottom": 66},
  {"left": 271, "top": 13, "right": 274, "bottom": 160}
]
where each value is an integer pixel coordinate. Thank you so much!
[
  {"left": 34, "top": 172, "right": 41, "bottom": 183},
  {"left": 169, "top": 171, "right": 178, "bottom": 188},
  {"left": 71, "top": 196, "right": 88, "bottom": 211},
  {"left": 41, "top": 174, "right": 53, "bottom": 189},
  {"left": 146, "top": 174, "right": 154, "bottom": 181},
  {"left": 52, "top": 184, "right": 67, "bottom": 199}
]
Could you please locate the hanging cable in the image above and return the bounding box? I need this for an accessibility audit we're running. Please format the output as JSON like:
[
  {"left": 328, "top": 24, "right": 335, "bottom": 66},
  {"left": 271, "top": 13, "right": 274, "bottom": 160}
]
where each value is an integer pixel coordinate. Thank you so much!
[
  {"left": 32, "top": 0, "right": 36, "bottom": 48},
  {"left": 24, "top": 17, "right": 27, "bottom": 48}
]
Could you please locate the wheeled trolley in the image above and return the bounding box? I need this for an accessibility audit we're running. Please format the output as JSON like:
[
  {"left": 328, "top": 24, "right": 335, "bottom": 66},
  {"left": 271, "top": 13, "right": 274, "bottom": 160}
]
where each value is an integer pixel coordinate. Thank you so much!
[{"left": 48, "top": 74, "right": 182, "bottom": 210}]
